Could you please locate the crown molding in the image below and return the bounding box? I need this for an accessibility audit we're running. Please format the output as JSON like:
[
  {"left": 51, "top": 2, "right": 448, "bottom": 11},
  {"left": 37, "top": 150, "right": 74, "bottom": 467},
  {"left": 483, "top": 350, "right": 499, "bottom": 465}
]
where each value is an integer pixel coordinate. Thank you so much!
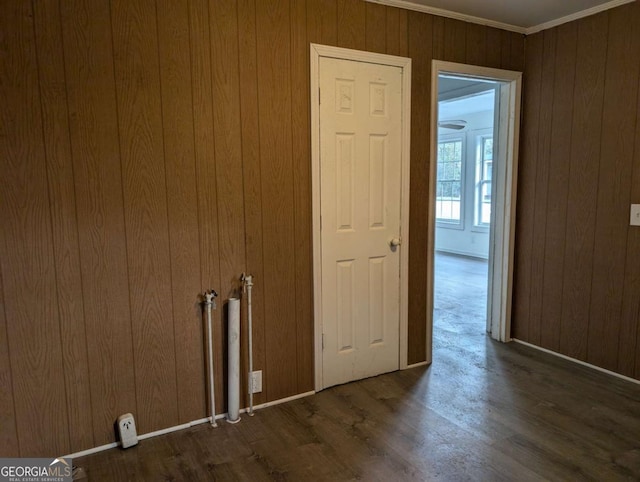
[
  {"left": 365, "top": 0, "right": 525, "bottom": 33},
  {"left": 365, "top": 0, "right": 636, "bottom": 36},
  {"left": 524, "top": 0, "right": 635, "bottom": 34}
]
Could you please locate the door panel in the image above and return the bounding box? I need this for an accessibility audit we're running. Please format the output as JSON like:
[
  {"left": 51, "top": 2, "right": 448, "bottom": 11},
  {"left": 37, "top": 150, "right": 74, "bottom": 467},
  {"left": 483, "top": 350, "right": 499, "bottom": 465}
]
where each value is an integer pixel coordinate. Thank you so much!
[{"left": 319, "top": 57, "right": 403, "bottom": 388}]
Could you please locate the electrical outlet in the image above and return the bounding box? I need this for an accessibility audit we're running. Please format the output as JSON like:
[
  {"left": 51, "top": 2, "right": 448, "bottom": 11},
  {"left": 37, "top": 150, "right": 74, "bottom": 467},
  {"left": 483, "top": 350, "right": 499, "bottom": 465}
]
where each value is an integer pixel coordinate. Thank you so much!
[
  {"left": 250, "top": 370, "right": 262, "bottom": 394},
  {"left": 631, "top": 204, "right": 640, "bottom": 226},
  {"left": 117, "top": 413, "right": 138, "bottom": 449}
]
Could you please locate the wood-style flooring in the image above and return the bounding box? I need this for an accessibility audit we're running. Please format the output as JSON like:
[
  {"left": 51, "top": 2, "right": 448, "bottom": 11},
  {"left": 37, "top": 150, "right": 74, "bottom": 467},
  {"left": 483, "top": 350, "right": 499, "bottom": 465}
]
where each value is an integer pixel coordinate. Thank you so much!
[{"left": 77, "top": 253, "right": 640, "bottom": 481}]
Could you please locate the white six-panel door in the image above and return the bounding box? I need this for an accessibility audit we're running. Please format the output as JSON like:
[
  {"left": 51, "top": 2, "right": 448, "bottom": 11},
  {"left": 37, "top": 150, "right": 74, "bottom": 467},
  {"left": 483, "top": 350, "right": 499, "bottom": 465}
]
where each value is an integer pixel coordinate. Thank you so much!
[{"left": 319, "top": 57, "right": 403, "bottom": 388}]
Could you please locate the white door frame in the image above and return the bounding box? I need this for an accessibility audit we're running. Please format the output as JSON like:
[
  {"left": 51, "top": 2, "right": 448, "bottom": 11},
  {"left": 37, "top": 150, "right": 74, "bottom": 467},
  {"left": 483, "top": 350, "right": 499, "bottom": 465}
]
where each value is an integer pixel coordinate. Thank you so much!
[
  {"left": 310, "top": 43, "right": 412, "bottom": 391},
  {"left": 427, "top": 61, "right": 522, "bottom": 364}
]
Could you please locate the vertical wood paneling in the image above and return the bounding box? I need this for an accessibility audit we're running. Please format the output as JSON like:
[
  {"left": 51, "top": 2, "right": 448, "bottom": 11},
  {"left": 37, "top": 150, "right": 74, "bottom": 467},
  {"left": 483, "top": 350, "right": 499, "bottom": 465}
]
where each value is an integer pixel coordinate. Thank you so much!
[
  {"left": 209, "top": 0, "right": 246, "bottom": 410},
  {"left": 517, "top": 3, "right": 640, "bottom": 382},
  {"left": 499, "top": 30, "right": 512, "bottom": 70},
  {"left": 485, "top": 27, "right": 502, "bottom": 69},
  {"left": 384, "top": 6, "right": 408, "bottom": 58},
  {"left": 516, "top": 3, "right": 640, "bottom": 382},
  {"left": 337, "top": 0, "right": 365, "bottom": 50},
  {"left": 1, "top": 0, "right": 534, "bottom": 457},
  {"left": 626, "top": 5, "right": 640, "bottom": 379},
  {"left": 188, "top": 0, "right": 223, "bottom": 408},
  {"left": 632, "top": 94, "right": 640, "bottom": 376},
  {"left": 465, "top": 23, "right": 486, "bottom": 66},
  {"left": 512, "top": 33, "right": 543, "bottom": 341},
  {"left": 256, "top": 0, "right": 298, "bottom": 400},
  {"left": 527, "top": 30, "right": 556, "bottom": 346},
  {"left": 407, "top": 11, "right": 433, "bottom": 364},
  {"left": 156, "top": 0, "right": 205, "bottom": 423},
  {"left": 443, "top": 18, "right": 466, "bottom": 63},
  {"left": 291, "top": 0, "right": 314, "bottom": 393},
  {"left": 587, "top": 5, "right": 639, "bottom": 372},
  {"left": 498, "top": 31, "right": 525, "bottom": 72},
  {"left": 10, "top": 0, "right": 640, "bottom": 455},
  {"left": 0, "top": 0, "right": 70, "bottom": 456},
  {"left": 397, "top": 8, "right": 408, "bottom": 57},
  {"left": 0, "top": 272, "right": 19, "bottom": 456},
  {"left": 32, "top": 0, "right": 94, "bottom": 453},
  {"left": 307, "top": 0, "right": 337, "bottom": 45},
  {"left": 238, "top": 0, "right": 267, "bottom": 405},
  {"left": 431, "top": 16, "right": 444, "bottom": 60},
  {"left": 385, "top": 6, "right": 400, "bottom": 56},
  {"left": 210, "top": 0, "right": 246, "bottom": 299},
  {"left": 539, "top": 23, "right": 577, "bottom": 353},
  {"left": 559, "top": 13, "right": 608, "bottom": 361},
  {"left": 111, "top": 0, "right": 178, "bottom": 432},
  {"left": 365, "top": 2, "right": 386, "bottom": 54},
  {"left": 507, "top": 32, "right": 525, "bottom": 72},
  {"left": 60, "top": 0, "right": 136, "bottom": 446}
]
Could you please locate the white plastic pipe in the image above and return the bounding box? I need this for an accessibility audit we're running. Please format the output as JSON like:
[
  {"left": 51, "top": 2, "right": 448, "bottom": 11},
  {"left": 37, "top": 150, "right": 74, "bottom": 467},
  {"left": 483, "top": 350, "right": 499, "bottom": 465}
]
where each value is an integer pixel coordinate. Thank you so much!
[
  {"left": 227, "top": 297, "right": 241, "bottom": 423},
  {"left": 204, "top": 290, "right": 218, "bottom": 427},
  {"left": 242, "top": 274, "right": 255, "bottom": 416}
]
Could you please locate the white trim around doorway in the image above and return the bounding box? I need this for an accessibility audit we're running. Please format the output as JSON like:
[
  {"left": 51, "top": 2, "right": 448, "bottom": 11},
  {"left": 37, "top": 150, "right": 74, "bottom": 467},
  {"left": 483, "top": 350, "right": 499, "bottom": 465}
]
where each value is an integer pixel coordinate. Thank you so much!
[{"left": 427, "top": 61, "right": 522, "bottom": 364}]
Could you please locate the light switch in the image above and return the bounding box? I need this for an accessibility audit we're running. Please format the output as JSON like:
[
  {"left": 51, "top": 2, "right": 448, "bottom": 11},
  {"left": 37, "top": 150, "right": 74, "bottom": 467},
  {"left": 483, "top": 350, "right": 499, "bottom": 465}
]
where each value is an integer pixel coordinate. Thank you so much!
[{"left": 631, "top": 204, "right": 640, "bottom": 226}]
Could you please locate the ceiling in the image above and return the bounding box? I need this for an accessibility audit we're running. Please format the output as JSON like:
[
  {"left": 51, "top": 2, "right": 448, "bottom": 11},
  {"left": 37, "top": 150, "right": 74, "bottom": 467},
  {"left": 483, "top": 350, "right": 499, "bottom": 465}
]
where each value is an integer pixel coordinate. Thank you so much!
[
  {"left": 439, "top": 78, "right": 495, "bottom": 119},
  {"left": 439, "top": 90, "right": 494, "bottom": 120},
  {"left": 367, "top": 0, "right": 634, "bottom": 33}
]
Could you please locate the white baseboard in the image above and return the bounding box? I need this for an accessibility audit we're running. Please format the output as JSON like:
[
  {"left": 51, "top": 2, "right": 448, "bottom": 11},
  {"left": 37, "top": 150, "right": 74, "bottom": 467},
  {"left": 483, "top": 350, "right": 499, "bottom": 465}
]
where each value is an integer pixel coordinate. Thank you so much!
[
  {"left": 65, "top": 441, "right": 119, "bottom": 459},
  {"left": 249, "top": 390, "right": 315, "bottom": 410},
  {"left": 406, "top": 360, "right": 430, "bottom": 369},
  {"left": 512, "top": 339, "right": 640, "bottom": 386},
  {"left": 435, "top": 248, "right": 488, "bottom": 261},
  {"left": 63, "top": 391, "right": 316, "bottom": 460}
]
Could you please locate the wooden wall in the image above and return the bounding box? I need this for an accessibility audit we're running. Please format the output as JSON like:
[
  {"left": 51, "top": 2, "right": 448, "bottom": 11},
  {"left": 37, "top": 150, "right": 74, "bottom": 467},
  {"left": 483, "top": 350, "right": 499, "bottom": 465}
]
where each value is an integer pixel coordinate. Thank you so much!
[
  {"left": 0, "top": 0, "right": 523, "bottom": 457},
  {"left": 513, "top": 2, "right": 640, "bottom": 380}
]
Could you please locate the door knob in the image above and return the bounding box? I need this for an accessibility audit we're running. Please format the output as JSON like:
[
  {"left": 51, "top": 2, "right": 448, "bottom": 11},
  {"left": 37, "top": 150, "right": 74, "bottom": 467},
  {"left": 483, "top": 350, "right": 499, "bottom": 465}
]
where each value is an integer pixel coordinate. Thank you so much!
[{"left": 390, "top": 237, "right": 402, "bottom": 247}]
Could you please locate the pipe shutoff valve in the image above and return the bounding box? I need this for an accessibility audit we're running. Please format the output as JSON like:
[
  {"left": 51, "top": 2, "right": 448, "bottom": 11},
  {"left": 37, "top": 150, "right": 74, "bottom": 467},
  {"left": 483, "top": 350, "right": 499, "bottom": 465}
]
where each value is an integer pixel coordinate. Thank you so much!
[{"left": 204, "top": 289, "right": 218, "bottom": 308}]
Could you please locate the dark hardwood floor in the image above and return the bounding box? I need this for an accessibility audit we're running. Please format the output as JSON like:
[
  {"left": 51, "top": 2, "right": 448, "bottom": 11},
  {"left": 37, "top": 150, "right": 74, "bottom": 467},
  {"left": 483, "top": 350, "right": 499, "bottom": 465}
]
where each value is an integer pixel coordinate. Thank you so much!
[{"left": 77, "top": 254, "right": 640, "bottom": 481}]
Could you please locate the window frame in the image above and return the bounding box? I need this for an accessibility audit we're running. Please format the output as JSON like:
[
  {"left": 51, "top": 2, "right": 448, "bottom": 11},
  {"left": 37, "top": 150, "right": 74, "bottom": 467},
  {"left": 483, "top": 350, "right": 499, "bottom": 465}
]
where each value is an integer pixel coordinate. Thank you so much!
[
  {"left": 473, "top": 131, "right": 494, "bottom": 231},
  {"left": 435, "top": 133, "right": 465, "bottom": 230}
]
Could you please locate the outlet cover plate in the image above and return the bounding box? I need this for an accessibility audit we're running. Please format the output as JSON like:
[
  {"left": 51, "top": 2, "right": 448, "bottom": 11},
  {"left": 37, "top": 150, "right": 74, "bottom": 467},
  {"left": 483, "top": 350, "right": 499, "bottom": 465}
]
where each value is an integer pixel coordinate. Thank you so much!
[
  {"left": 117, "top": 413, "right": 138, "bottom": 449},
  {"left": 251, "top": 370, "right": 263, "bottom": 394},
  {"left": 631, "top": 204, "right": 640, "bottom": 226}
]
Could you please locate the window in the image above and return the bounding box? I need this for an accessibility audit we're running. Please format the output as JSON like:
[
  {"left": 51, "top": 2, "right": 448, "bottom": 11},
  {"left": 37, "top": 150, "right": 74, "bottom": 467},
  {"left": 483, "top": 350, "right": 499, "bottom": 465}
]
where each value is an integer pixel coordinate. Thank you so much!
[
  {"left": 436, "top": 137, "right": 463, "bottom": 226},
  {"left": 475, "top": 135, "right": 493, "bottom": 226}
]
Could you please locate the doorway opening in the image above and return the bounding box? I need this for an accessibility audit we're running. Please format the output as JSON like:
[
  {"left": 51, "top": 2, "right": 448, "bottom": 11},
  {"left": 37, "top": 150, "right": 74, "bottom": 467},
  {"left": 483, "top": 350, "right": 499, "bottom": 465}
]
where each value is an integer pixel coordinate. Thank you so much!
[
  {"left": 435, "top": 77, "right": 496, "bottom": 348},
  {"left": 427, "top": 61, "right": 522, "bottom": 364}
]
